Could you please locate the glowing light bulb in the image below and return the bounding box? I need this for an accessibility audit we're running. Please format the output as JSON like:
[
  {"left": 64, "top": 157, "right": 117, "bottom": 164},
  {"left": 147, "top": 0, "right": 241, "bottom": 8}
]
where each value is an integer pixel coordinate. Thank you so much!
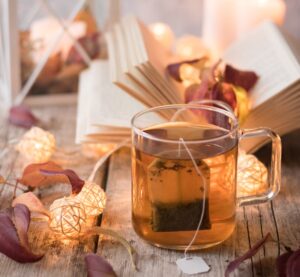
[
  {"left": 148, "top": 22, "right": 174, "bottom": 51},
  {"left": 175, "top": 35, "right": 209, "bottom": 59},
  {"left": 179, "top": 63, "right": 201, "bottom": 87},
  {"left": 76, "top": 181, "right": 106, "bottom": 216},
  {"left": 16, "top": 127, "right": 56, "bottom": 163},
  {"left": 49, "top": 197, "right": 86, "bottom": 238},
  {"left": 237, "top": 150, "right": 268, "bottom": 196}
]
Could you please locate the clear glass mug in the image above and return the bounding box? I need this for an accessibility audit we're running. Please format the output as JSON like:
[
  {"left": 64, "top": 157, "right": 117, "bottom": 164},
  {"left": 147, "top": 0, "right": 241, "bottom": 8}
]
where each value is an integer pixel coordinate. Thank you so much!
[{"left": 131, "top": 104, "right": 281, "bottom": 250}]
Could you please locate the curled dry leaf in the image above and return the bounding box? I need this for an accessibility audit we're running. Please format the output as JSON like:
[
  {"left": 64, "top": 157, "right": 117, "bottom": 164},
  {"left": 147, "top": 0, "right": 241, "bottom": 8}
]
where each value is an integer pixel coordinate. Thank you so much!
[
  {"left": 40, "top": 169, "right": 85, "bottom": 194},
  {"left": 18, "top": 161, "right": 65, "bottom": 188},
  {"left": 167, "top": 58, "right": 206, "bottom": 82},
  {"left": 0, "top": 204, "right": 43, "bottom": 263},
  {"left": 224, "top": 64, "right": 259, "bottom": 91},
  {"left": 212, "top": 82, "right": 237, "bottom": 111},
  {"left": 277, "top": 249, "right": 300, "bottom": 277},
  {"left": 12, "top": 192, "right": 50, "bottom": 217},
  {"left": 0, "top": 175, "right": 5, "bottom": 184},
  {"left": 286, "top": 249, "right": 300, "bottom": 277},
  {"left": 9, "top": 105, "right": 39, "bottom": 129},
  {"left": 277, "top": 251, "right": 294, "bottom": 277},
  {"left": 184, "top": 59, "right": 222, "bottom": 104},
  {"left": 225, "top": 233, "right": 271, "bottom": 277},
  {"left": 85, "top": 253, "right": 117, "bottom": 277}
]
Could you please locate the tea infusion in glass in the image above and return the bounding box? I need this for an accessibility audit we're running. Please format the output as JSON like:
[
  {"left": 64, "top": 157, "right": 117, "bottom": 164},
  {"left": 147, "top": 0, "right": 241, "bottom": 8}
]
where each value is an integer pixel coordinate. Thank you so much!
[
  {"left": 132, "top": 105, "right": 238, "bottom": 249},
  {"left": 132, "top": 103, "right": 281, "bottom": 250}
]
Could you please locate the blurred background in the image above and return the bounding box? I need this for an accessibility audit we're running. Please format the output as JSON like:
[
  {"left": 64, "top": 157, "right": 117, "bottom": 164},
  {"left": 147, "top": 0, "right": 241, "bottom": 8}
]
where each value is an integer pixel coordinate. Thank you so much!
[{"left": 18, "top": 0, "right": 300, "bottom": 39}]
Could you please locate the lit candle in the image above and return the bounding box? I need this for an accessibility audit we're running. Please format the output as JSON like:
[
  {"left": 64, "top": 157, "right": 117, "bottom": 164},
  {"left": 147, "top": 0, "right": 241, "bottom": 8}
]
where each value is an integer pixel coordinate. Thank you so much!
[
  {"left": 148, "top": 22, "right": 174, "bottom": 51},
  {"left": 236, "top": 0, "right": 286, "bottom": 35},
  {"left": 202, "top": 0, "right": 286, "bottom": 57}
]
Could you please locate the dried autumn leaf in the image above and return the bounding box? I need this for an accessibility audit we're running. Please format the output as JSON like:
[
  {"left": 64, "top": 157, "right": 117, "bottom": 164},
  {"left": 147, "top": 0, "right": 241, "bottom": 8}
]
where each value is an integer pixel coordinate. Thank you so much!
[
  {"left": 224, "top": 64, "right": 259, "bottom": 91},
  {"left": 12, "top": 192, "right": 50, "bottom": 217},
  {"left": 9, "top": 105, "right": 39, "bottom": 129},
  {"left": 184, "top": 59, "right": 222, "bottom": 104},
  {"left": 286, "top": 249, "right": 300, "bottom": 277},
  {"left": 18, "top": 161, "right": 66, "bottom": 188},
  {"left": 225, "top": 233, "right": 271, "bottom": 277},
  {"left": 167, "top": 58, "right": 206, "bottom": 82},
  {"left": 40, "top": 169, "right": 85, "bottom": 194},
  {"left": 0, "top": 204, "right": 43, "bottom": 263},
  {"left": 85, "top": 253, "right": 117, "bottom": 277},
  {"left": 211, "top": 82, "right": 237, "bottom": 111},
  {"left": 277, "top": 251, "right": 294, "bottom": 277}
]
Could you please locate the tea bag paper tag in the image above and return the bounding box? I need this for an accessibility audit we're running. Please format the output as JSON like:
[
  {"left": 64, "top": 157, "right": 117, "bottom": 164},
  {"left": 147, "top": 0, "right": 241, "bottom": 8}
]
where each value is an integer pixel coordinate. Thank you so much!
[{"left": 176, "top": 257, "right": 210, "bottom": 274}]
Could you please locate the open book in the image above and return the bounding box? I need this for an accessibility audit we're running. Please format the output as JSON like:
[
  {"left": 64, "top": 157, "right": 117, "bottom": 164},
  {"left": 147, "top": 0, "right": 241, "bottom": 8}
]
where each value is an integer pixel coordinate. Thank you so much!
[{"left": 76, "top": 17, "right": 300, "bottom": 153}]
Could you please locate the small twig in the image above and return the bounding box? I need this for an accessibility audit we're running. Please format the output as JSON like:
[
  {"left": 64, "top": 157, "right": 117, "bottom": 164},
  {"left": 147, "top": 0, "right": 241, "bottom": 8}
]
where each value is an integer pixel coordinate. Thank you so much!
[
  {"left": 1, "top": 181, "right": 26, "bottom": 192},
  {"left": 12, "top": 180, "right": 19, "bottom": 199}
]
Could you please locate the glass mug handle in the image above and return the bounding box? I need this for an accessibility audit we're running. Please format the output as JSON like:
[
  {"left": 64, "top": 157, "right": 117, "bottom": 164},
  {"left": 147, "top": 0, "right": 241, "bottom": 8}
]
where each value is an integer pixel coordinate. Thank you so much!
[{"left": 238, "top": 128, "right": 282, "bottom": 206}]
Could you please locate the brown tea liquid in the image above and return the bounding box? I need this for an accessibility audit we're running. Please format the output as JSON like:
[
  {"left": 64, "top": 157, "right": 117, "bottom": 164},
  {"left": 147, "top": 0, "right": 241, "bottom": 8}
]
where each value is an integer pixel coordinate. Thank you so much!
[{"left": 132, "top": 122, "right": 237, "bottom": 249}]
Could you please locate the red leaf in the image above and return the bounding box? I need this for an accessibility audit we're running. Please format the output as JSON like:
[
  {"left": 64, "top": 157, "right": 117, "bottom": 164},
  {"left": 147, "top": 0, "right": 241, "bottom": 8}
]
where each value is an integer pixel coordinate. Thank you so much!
[
  {"left": 85, "top": 253, "right": 117, "bottom": 277},
  {"left": 9, "top": 105, "right": 39, "bottom": 129},
  {"left": 40, "top": 169, "right": 85, "bottom": 194},
  {"left": 286, "top": 249, "right": 300, "bottom": 277},
  {"left": 185, "top": 80, "right": 213, "bottom": 103},
  {"left": 18, "top": 162, "right": 65, "bottom": 188},
  {"left": 184, "top": 59, "right": 222, "bottom": 104},
  {"left": 167, "top": 58, "right": 205, "bottom": 82},
  {"left": 277, "top": 251, "right": 294, "bottom": 277},
  {"left": 0, "top": 204, "right": 43, "bottom": 263},
  {"left": 224, "top": 64, "right": 259, "bottom": 91},
  {"left": 225, "top": 233, "right": 271, "bottom": 277},
  {"left": 212, "top": 82, "right": 237, "bottom": 111}
]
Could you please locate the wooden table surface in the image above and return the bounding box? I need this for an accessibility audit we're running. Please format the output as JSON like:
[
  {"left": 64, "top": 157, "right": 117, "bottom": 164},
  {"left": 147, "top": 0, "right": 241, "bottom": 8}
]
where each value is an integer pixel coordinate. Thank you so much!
[
  {"left": 0, "top": 102, "right": 299, "bottom": 277},
  {"left": 1, "top": 1, "right": 300, "bottom": 276}
]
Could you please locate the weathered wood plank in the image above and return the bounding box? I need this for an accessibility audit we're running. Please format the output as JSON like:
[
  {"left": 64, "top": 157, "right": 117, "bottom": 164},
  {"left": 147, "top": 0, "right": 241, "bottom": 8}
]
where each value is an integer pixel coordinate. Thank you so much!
[
  {"left": 98, "top": 145, "right": 300, "bottom": 277},
  {"left": 0, "top": 105, "right": 108, "bottom": 277},
  {"left": 98, "top": 148, "right": 238, "bottom": 277}
]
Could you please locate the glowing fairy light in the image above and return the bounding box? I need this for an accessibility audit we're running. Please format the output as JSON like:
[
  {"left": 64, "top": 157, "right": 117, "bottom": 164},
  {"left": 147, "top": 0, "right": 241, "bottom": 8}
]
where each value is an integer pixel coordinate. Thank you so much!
[
  {"left": 148, "top": 22, "right": 174, "bottom": 51},
  {"left": 76, "top": 181, "right": 106, "bottom": 216},
  {"left": 48, "top": 181, "right": 106, "bottom": 238},
  {"left": 16, "top": 127, "right": 56, "bottom": 163},
  {"left": 237, "top": 150, "right": 268, "bottom": 196}
]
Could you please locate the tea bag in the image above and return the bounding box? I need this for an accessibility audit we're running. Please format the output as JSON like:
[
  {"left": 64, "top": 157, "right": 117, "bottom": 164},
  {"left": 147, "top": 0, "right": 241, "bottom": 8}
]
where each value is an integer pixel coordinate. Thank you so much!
[{"left": 147, "top": 156, "right": 211, "bottom": 232}]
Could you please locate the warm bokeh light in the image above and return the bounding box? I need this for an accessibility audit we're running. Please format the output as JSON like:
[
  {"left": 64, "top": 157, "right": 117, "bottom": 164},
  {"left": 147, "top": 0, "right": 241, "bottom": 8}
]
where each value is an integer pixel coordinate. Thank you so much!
[
  {"left": 16, "top": 127, "right": 56, "bottom": 163},
  {"left": 148, "top": 22, "right": 174, "bottom": 51},
  {"left": 76, "top": 181, "right": 106, "bottom": 216},
  {"left": 175, "top": 35, "right": 208, "bottom": 59},
  {"left": 237, "top": 150, "right": 268, "bottom": 196},
  {"left": 49, "top": 181, "right": 106, "bottom": 238}
]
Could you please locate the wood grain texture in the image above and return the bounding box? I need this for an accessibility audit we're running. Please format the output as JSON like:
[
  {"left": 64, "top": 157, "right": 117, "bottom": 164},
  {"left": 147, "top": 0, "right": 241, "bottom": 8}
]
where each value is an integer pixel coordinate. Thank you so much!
[
  {"left": 0, "top": 106, "right": 108, "bottom": 277},
  {"left": 0, "top": 0, "right": 300, "bottom": 276},
  {"left": 96, "top": 145, "right": 300, "bottom": 277},
  {"left": 0, "top": 105, "right": 300, "bottom": 276}
]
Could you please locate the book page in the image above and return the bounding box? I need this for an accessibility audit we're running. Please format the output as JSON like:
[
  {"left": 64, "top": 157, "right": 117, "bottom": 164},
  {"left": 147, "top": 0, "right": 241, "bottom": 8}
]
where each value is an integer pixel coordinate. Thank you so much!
[
  {"left": 223, "top": 21, "right": 300, "bottom": 108},
  {"left": 76, "top": 68, "right": 92, "bottom": 143},
  {"left": 80, "top": 60, "right": 147, "bottom": 133}
]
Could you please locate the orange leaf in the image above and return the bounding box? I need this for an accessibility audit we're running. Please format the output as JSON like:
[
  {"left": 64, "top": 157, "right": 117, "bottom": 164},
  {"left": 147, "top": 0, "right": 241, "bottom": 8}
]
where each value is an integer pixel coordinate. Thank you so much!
[{"left": 18, "top": 161, "right": 67, "bottom": 188}]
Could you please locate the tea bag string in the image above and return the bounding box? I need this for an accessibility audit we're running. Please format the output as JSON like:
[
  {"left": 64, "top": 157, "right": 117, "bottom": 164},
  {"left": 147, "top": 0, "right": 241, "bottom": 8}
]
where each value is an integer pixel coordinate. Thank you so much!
[{"left": 179, "top": 138, "right": 207, "bottom": 259}]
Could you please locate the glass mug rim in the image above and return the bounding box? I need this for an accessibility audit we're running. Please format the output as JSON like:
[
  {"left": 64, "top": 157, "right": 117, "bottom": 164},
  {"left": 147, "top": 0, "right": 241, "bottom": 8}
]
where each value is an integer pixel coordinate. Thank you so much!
[{"left": 131, "top": 103, "right": 239, "bottom": 145}]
